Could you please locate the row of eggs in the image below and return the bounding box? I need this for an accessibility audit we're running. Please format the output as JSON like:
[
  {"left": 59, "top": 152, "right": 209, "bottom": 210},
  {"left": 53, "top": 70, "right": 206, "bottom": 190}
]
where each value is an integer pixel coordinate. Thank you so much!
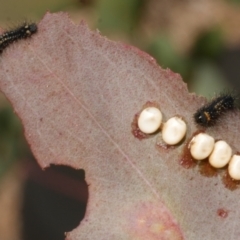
[{"left": 137, "top": 106, "right": 240, "bottom": 180}]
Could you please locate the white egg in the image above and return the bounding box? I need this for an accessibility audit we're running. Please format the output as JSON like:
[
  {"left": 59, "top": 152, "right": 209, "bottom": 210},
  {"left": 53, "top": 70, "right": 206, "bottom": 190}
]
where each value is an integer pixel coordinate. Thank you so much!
[
  {"left": 189, "top": 133, "right": 214, "bottom": 160},
  {"left": 209, "top": 140, "right": 232, "bottom": 168},
  {"left": 138, "top": 107, "right": 162, "bottom": 134},
  {"left": 228, "top": 155, "right": 240, "bottom": 180},
  {"left": 162, "top": 116, "right": 187, "bottom": 145}
]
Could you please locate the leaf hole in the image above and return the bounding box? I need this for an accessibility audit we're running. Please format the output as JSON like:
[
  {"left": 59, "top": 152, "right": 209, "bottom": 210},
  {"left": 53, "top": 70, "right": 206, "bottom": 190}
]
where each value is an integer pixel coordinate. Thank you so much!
[{"left": 22, "top": 160, "right": 88, "bottom": 240}]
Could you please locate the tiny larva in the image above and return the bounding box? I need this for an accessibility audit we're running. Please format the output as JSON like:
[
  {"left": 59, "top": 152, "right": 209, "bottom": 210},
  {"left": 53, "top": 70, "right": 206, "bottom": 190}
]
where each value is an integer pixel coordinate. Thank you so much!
[
  {"left": 0, "top": 22, "right": 37, "bottom": 54},
  {"left": 194, "top": 93, "right": 237, "bottom": 127}
]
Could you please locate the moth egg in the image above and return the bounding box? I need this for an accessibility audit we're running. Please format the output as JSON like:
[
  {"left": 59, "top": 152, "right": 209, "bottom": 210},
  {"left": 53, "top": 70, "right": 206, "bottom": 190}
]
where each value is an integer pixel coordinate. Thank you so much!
[
  {"left": 162, "top": 116, "right": 187, "bottom": 145},
  {"left": 228, "top": 155, "right": 240, "bottom": 180},
  {"left": 189, "top": 133, "right": 214, "bottom": 160},
  {"left": 138, "top": 107, "right": 162, "bottom": 134},
  {"left": 209, "top": 140, "right": 232, "bottom": 168}
]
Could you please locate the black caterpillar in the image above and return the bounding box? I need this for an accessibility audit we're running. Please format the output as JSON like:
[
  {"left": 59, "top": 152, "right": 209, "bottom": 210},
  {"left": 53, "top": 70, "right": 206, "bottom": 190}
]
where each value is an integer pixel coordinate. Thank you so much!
[
  {"left": 0, "top": 23, "right": 37, "bottom": 53},
  {"left": 194, "top": 93, "right": 236, "bottom": 127}
]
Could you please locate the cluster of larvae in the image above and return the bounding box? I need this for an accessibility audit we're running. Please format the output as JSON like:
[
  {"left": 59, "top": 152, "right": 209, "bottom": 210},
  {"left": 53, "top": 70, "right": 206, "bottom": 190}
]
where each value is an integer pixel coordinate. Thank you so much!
[{"left": 137, "top": 106, "right": 240, "bottom": 181}]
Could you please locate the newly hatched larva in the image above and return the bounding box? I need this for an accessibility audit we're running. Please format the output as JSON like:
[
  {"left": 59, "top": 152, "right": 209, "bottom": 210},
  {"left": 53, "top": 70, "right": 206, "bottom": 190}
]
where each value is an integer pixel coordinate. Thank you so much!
[
  {"left": 0, "top": 22, "right": 37, "bottom": 53},
  {"left": 194, "top": 93, "right": 236, "bottom": 127}
]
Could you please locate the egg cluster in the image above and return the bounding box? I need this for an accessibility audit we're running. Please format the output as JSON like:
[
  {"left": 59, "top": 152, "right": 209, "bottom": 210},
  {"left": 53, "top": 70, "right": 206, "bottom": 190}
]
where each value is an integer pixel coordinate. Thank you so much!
[
  {"left": 189, "top": 133, "right": 240, "bottom": 180},
  {"left": 137, "top": 106, "right": 187, "bottom": 145},
  {"left": 136, "top": 101, "right": 240, "bottom": 181}
]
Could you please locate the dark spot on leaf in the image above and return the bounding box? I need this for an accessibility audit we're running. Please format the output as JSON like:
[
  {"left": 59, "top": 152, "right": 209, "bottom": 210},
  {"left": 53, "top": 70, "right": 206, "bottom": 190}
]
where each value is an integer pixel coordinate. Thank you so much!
[{"left": 217, "top": 208, "right": 228, "bottom": 218}]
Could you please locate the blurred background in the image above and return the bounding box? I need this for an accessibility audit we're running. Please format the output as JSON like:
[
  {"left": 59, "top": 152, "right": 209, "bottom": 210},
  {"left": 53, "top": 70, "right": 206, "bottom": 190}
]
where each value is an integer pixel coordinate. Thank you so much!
[{"left": 0, "top": 0, "right": 240, "bottom": 239}]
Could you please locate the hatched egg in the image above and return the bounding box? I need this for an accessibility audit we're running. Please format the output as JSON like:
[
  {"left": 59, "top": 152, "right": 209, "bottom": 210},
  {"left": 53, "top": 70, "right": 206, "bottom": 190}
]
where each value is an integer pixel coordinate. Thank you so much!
[
  {"left": 228, "top": 155, "right": 240, "bottom": 180},
  {"left": 209, "top": 140, "right": 232, "bottom": 168},
  {"left": 162, "top": 116, "right": 187, "bottom": 145},
  {"left": 138, "top": 107, "right": 162, "bottom": 134},
  {"left": 189, "top": 133, "right": 214, "bottom": 160}
]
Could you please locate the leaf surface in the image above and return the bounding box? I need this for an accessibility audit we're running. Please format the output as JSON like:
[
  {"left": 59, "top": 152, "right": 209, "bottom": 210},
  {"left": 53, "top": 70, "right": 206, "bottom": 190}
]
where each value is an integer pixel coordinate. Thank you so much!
[{"left": 0, "top": 12, "right": 240, "bottom": 240}]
